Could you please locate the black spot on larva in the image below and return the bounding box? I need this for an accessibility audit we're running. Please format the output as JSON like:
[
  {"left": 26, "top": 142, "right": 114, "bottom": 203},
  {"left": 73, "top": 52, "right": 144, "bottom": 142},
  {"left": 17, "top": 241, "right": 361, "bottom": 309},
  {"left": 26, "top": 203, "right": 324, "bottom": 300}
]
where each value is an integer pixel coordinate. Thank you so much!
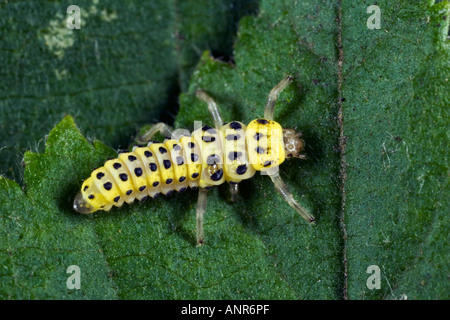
[
  {"left": 226, "top": 134, "right": 241, "bottom": 141},
  {"left": 254, "top": 133, "right": 263, "bottom": 141},
  {"left": 205, "top": 186, "right": 213, "bottom": 190},
  {"left": 103, "top": 182, "right": 112, "bottom": 190},
  {"left": 128, "top": 155, "right": 137, "bottom": 162},
  {"left": 166, "top": 178, "right": 173, "bottom": 184},
  {"left": 163, "top": 159, "right": 171, "bottom": 169},
  {"left": 149, "top": 163, "right": 157, "bottom": 171},
  {"left": 210, "top": 169, "right": 223, "bottom": 181},
  {"left": 88, "top": 194, "right": 95, "bottom": 199},
  {"left": 173, "top": 144, "right": 181, "bottom": 151},
  {"left": 188, "top": 142, "right": 195, "bottom": 149},
  {"left": 113, "top": 162, "right": 122, "bottom": 169},
  {"left": 206, "top": 154, "right": 220, "bottom": 165},
  {"left": 191, "top": 186, "right": 199, "bottom": 191},
  {"left": 228, "top": 151, "right": 242, "bottom": 161},
  {"left": 179, "top": 187, "right": 187, "bottom": 193},
  {"left": 236, "top": 165, "right": 247, "bottom": 175},
  {"left": 191, "top": 153, "right": 199, "bottom": 162},
  {"left": 96, "top": 172, "right": 105, "bottom": 180},
  {"left": 134, "top": 167, "right": 143, "bottom": 177},
  {"left": 202, "top": 125, "right": 216, "bottom": 133},
  {"left": 176, "top": 156, "right": 184, "bottom": 166},
  {"left": 83, "top": 185, "right": 88, "bottom": 191},
  {"left": 257, "top": 119, "right": 269, "bottom": 124},
  {"left": 229, "top": 181, "right": 237, "bottom": 185},
  {"left": 165, "top": 190, "right": 174, "bottom": 197},
  {"left": 256, "top": 146, "right": 265, "bottom": 154},
  {"left": 159, "top": 147, "right": 167, "bottom": 154},
  {"left": 114, "top": 196, "right": 120, "bottom": 202},
  {"left": 153, "top": 193, "right": 161, "bottom": 199},
  {"left": 229, "top": 121, "right": 242, "bottom": 129},
  {"left": 191, "top": 172, "right": 199, "bottom": 179},
  {"left": 202, "top": 135, "right": 216, "bottom": 142},
  {"left": 119, "top": 173, "right": 128, "bottom": 181},
  {"left": 139, "top": 186, "right": 146, "bottom": 191},
  {"left": 140, "top": 196, "right": 148, "bottom": 202},
  {"left": 153, "top": 181, "right": 159, "bottom": 187},
  {"left": 144, "top": 150, "right": 152, "bottom": 158},
  {"left": 126, "top": 190, "right": 133, "bottom": 195},
  {"left": 263, "top": 160, "right": 272, "bottom": 167},
  {"left": 179, "top": 176, "right": 186, "bottom": 182}
]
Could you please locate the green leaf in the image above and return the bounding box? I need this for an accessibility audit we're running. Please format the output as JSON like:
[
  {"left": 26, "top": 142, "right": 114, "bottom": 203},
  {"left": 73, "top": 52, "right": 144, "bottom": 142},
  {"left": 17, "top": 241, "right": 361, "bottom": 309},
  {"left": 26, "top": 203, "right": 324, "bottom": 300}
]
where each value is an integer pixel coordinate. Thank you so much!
[
  {"left": 1, "top": 116, "right": 119, "bottom": 299},
  {"left": 342, "top": 1, "right": 449, "bottom": 299},
  {"left": 1, "top": 0, "right": 448, "bottom": 300},
  {"left": 0, "top": 0, "right": 257, "bottom": 181}
]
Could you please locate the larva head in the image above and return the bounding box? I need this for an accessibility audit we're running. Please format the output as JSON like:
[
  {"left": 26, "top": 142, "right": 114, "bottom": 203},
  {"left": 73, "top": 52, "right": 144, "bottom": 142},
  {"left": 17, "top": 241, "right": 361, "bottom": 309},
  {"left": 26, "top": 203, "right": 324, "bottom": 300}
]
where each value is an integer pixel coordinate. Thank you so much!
[{"left": 283, "top": 129, "right": 306, "bottom": 159}]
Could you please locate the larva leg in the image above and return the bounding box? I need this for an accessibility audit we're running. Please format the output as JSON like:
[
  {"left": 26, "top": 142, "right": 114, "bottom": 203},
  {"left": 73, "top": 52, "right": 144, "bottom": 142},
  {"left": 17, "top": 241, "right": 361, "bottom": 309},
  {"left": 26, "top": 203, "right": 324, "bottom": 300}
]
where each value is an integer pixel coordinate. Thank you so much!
[
  {"left": 138, "top": 122, "right": 174, "bottom": 144},
  {"left": 264, "top": 76, "right": 293, "bottom": 120},
  {"left": 195, "top": 90, "right": 223, "bottom": 129},
  {"left": 269, "top": 172, "right": 315, "bottom": 223},
  {"left": 229, "top": 183, "right": 239, "bottom": 203},
  {"left": 196, "top": 187, "right": 209, "bottom": 246}
]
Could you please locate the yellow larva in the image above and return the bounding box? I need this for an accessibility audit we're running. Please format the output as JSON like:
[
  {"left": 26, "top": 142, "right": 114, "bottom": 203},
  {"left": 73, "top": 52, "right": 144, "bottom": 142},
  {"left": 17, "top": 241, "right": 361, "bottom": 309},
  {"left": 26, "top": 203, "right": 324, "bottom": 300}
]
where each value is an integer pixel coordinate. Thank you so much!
[
  {"left": 74, "top": 76, "right": 315, "bottom": 245},
  {"left": 74, "top": 120, "right": 283, "bottom": 211}
]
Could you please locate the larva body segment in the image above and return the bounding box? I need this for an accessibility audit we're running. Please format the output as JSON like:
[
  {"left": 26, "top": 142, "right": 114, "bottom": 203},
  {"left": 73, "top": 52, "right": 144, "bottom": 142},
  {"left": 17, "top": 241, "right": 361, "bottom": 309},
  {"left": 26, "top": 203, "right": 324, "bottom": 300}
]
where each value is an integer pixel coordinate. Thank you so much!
[
  {"left": 194, "top": 125, "right": 226, "bottom": 188},
  {"left": 117, "top": 153, "right": 149, "bottom": 202},
  {"left": 178, "top": 136, "right": 202, "bottom": 188},
  {"left": 164, "top": 139, "right": 189, "bottom": 192},
  {"left": 74, "top": 119, "right": 286, "bottom": 214},
  {"left": 246, "top": 119, "right": 286, "bottom": 171},
  {"left": 149, "top": 143, "right": 176, "bottom": 195},
  {"left": 219, "top": 121, "right": 255, "bottom": 183},
  {"left": 132, "top": 147, "right": 162, "bottom": 198}
]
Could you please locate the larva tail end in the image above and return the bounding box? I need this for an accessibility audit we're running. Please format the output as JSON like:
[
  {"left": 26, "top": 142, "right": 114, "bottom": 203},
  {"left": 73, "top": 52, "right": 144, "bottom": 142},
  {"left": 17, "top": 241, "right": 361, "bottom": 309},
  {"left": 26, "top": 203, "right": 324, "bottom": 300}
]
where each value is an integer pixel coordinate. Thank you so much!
[{"left": 73, "top": 192, "right": 97, "bottom": 214}]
